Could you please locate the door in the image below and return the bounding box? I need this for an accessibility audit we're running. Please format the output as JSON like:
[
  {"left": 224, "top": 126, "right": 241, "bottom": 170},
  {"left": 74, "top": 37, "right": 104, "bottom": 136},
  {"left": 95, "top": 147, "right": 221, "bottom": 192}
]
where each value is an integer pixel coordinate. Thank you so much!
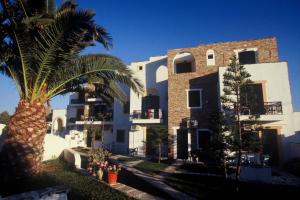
[
  {"left": 177, "top": 129, "right": 188, "bottom": 159},
  {"left": 262, "top": 129, "right": 279, "bottom": 165},
  {"left": 197, "top": 130, "right": 211, "bottom": 150}
]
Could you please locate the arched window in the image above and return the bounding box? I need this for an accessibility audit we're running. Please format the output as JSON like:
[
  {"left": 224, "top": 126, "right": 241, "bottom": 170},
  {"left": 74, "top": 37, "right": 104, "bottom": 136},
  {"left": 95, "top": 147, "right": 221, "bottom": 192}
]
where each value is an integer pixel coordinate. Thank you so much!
[
  {"left": 206, "top": 49, "right": 215, "bottom": 66},
  {"left": 173, "top": 52, "right": 195, "bottom": 74}
]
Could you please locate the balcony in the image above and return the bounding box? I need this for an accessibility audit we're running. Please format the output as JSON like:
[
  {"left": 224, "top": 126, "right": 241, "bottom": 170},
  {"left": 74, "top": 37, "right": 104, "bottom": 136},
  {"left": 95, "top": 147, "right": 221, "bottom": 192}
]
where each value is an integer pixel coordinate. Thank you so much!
[
  {"left": 131, "top": 109, "right": 163, "bottom": 124},
  {"left": 69, "top": 114, "right": 113, "bottom": 125},
  {"left": 240, "top": 101, "right": 283, "bottom": 121},
  {"left": 86, "top": 97, "right": 103, "bottom": 102}
]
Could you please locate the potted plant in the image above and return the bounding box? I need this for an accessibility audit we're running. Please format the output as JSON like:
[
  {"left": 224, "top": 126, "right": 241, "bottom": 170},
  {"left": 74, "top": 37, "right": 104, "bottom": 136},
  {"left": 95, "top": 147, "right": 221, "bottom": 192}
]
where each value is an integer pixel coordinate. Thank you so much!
[
  {"left": 107, "top": 164, "right": 121, "bottom": 185},
  {"left": 87, "top": 148, "right": 111, "bottom": 181}
]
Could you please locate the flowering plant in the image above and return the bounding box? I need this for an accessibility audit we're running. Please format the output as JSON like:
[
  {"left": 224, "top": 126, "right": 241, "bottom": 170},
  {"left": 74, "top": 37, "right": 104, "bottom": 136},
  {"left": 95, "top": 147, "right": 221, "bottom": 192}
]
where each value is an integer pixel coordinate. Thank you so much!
[
  {"left": 107, "top": 164, "right": 121, "bottom": 174},
  {"left": 87, "top": 148, "right": 111, "bottom": 176}
]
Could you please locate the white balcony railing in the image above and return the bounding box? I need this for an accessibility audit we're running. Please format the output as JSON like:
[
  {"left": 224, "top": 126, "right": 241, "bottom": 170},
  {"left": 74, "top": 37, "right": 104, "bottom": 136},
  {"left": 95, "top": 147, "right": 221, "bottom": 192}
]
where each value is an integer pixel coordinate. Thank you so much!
[{"left": 131, "top": 109, "right": 163, "bottom": 124}]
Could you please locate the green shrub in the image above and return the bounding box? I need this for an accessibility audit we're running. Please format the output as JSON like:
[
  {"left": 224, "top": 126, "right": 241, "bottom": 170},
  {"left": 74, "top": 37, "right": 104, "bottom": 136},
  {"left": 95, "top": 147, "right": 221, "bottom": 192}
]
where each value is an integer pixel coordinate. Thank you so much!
[{"left": 0, "top": 159, "right": 132, "bottom": 200}]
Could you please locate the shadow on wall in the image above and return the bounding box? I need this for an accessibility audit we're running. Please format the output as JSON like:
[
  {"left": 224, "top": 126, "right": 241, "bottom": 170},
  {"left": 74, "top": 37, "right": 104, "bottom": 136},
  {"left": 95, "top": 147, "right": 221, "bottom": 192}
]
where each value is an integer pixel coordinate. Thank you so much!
[
  {"left": 171, "top": 73, "right": 220, "bottom": 159},
  {"left": 189, "top": 73, "right": 219, "bottom": 151},
  {"left": 282, "top": 132, "right": 300, "bottom": 160},
  {"left": 189, "top": 72, "right": 219, "bottom": 127}
]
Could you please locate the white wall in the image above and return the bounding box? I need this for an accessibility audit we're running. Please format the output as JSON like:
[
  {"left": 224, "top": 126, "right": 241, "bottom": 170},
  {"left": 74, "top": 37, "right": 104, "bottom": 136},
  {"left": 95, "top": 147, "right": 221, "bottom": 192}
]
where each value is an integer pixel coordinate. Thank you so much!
[
  {"left": 43, "top": 134, "right": 71, "bottom": 161},
  {"left": 43, "top": 130, "right": 87, "bottom": 161}
]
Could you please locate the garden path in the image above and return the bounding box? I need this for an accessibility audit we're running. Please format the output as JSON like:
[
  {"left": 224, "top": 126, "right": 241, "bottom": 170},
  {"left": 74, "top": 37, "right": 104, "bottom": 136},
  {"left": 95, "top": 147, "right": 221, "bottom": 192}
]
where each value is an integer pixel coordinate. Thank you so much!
[{"left": 110, "top": 155, "right": 196, "bottom": 200}]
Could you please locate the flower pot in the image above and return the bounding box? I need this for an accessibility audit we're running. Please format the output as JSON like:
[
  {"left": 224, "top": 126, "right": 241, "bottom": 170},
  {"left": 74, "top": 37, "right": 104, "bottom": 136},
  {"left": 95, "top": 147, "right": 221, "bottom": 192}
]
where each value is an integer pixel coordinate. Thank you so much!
[{"left": 108, "top": 171, "right": 118, "bottom": 185}]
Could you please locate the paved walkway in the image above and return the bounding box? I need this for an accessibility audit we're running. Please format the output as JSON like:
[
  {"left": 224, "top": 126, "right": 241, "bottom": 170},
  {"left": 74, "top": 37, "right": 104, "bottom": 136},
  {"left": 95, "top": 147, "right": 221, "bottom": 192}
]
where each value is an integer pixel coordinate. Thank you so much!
[
  {"left": 110, "top": 182, "right": 162, "bottom": 200},
  {"left": 110, "top": 155, "right": 196, "bottom": 200}
]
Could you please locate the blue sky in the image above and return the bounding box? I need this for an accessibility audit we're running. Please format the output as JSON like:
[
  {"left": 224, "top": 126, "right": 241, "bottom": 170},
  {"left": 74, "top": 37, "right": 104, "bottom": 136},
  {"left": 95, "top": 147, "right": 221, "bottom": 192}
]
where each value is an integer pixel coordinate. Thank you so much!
[{"left": 0, "top": 0, "right": 299, "bottom": 114}]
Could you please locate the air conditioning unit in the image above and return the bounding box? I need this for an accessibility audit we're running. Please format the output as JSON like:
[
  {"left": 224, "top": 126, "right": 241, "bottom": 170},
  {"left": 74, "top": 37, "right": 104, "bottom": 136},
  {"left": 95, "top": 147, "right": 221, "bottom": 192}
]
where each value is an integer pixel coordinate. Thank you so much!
[{"left": 187, "top": 119, "right": 198, "bottom": 128}]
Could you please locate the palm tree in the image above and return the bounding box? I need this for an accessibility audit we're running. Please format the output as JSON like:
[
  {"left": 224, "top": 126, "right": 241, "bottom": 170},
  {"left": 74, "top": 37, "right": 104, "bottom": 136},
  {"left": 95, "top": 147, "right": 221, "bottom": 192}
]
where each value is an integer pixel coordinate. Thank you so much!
[{"left": 0, "top": 0, "right": 143, "bottom": 179}]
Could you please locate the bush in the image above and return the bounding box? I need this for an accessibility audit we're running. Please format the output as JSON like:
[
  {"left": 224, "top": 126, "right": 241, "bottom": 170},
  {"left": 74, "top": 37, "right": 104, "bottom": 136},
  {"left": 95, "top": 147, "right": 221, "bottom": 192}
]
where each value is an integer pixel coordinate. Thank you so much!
[
  {"left": 0, "top": 159, "right": 131, "bottom": 199},
  {"left": 283, "top": 158, "right": 300, "bottom": 177}
]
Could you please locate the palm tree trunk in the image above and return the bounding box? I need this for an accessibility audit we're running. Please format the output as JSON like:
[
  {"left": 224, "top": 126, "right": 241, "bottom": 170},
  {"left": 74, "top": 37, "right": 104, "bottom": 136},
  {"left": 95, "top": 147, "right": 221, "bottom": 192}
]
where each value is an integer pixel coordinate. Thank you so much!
[{"left": 2, "top": 100, "right": 47, "bottom": 179}]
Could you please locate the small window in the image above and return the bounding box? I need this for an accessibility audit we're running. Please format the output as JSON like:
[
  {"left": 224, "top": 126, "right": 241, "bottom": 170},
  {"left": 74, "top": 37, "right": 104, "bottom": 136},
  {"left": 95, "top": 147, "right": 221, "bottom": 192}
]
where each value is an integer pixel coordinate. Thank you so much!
[
  {"left": 208, "top": 54, "right": 213, "bottom": 59},
  {"left": 206, "top": 49, "right": 215, "bottom": 66},
  {"left": 238, "top": 51, "right": 257, "bottom": 65},
  {"left": 116, "top": 129, "right": 125, "bottom": 143},
  {"left": 187, "top": 89, "right": 202, "bottom": 108},
  {"left": 138, "top": 66, "right": 143, "bottom": 71}
]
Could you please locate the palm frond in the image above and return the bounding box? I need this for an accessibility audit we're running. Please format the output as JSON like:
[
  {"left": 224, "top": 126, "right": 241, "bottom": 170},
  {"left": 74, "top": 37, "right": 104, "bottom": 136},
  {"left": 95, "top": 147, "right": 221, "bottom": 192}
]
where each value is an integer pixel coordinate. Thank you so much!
[
  {"left": 46, "top": 54, "right": 143, "bottom": 101},
  {"left": 1, "top": 0, "right": 143, "bottom": 105}
]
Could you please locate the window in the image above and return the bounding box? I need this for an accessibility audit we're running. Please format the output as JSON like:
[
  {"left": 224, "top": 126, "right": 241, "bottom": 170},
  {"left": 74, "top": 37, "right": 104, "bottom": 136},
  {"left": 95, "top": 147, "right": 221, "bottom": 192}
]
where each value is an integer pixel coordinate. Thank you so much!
[
  {"left": 116, "top": 130, "right": 125, "bottom": 143},
  {"left": 173, "top": 52, "right": 195, "bottom": 74},
  {"left": 123, "top": 101, "right": 130, "bottom": 114},
  {"left": 187, "top": 89, "right": 202, "bottom": 108},
  {"left": 176, "top": 61, "right": 193, "bottom": 73},
  {"left": 238, "top": 51, "right": 257, "bottom": 65},
  {"left": 138, "top": 66, "right": 143, "bottom": 71},
  {"left": 240, "top": 83, "right": 264, "bottom": 114},
  {"left": 197, "top": 130, "right": 211, "bottom": 149},
  {"left": 142, "top": 95, "right": 160, "bottom": 110},
  {"left": 206, "top": 49, "right": 215, "bottom": 66}
]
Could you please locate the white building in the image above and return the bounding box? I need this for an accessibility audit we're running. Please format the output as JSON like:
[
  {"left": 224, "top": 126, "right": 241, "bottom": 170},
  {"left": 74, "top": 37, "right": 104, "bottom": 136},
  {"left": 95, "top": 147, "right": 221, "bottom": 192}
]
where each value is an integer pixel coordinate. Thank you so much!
[
  {"left": 128, "top": 55, "right": 168, "bottom": 157},
  {"left": 219, "top": 62, "right": 300, "bottom": 163},
  {"left": 65, "top": 85, "right": 131, "bottom": 153}
]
